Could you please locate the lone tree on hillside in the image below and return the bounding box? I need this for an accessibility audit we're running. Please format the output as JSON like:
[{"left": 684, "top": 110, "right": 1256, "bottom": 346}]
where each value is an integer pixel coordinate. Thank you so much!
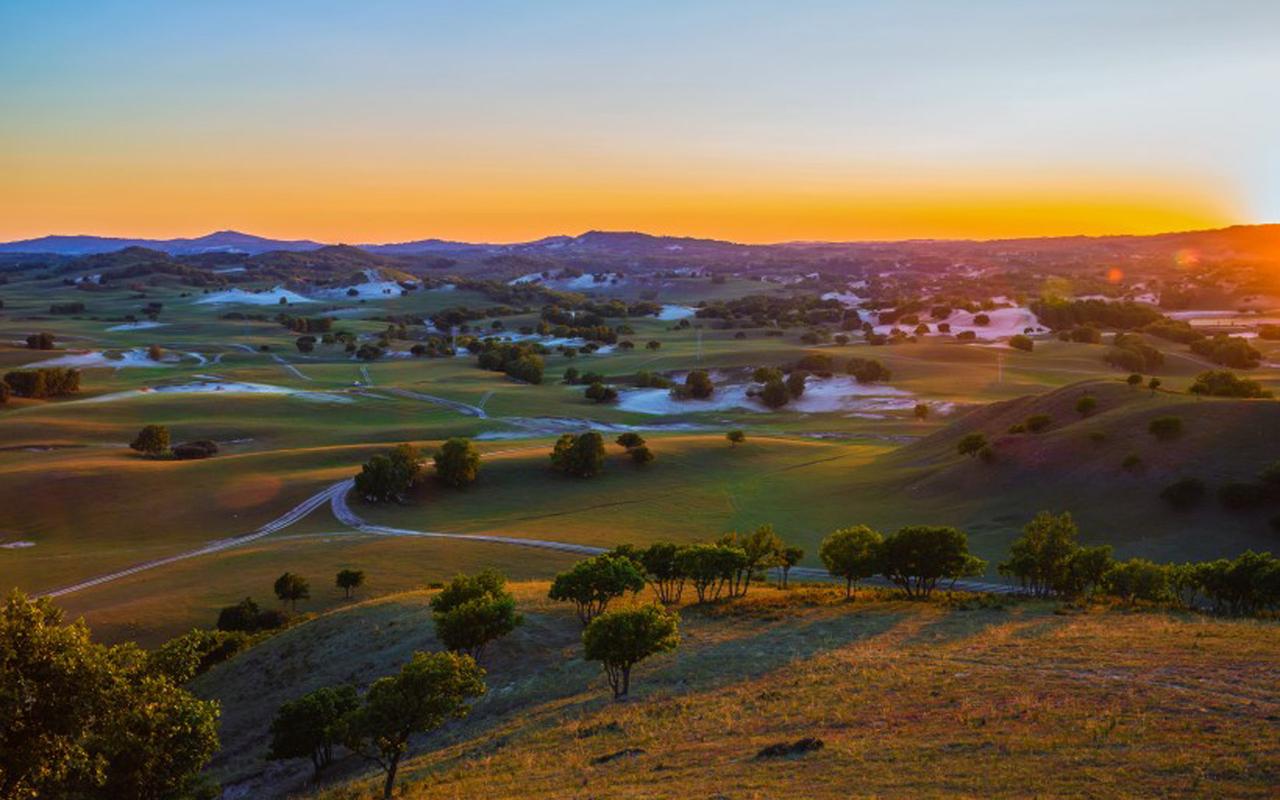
[
  {"left": 879, "top": 526, "right": 985, "bottom": 599},
  {"left": 336, "top": 568, "right": 365, "bottom": 599},
  {"left": 582, "top": 605, "right": 680, "bottom": 699},
  {"left": 957, "top": 432, "right": 987, "bottom": 458},
  {"left": 274, "top": 572, "right": 310, "bottom": 611},
  {"left": 268, "top": 684, "right": 359, "bottom": 782},
  {"left": 819, "top": 525, "right": 884, "bottom": 597},
  {"left": 1147, "top": 377, "right": 1162, "bottom": 395},
  {"left": 1126, "top": 373, "right": 1143, "bottom": 389},
  {"left": 345, "top": 651, "right": 486, "bottom": 800},
  {"left": 550, "top": 432, "right": 606, "bottom": 478},
  {"left": 913, "top": 403, "right": 929, "bottom": 421},
  {"left": 726, "top": 430, "right": 745, "bottom": 446},
  {"left": 433, "top": 437, "right": 481, "bottom": 488},
  {"left": 354, "top": 443, "right": 422, "bottom": 502},
  {"left": 130, "top": 424, "right": 170, "bottom": 457},
  {"left": 549, "top": 555, "right": 646, "bottom": 626},
  {"left": 1076, "top": 395, "right": 1097, "bottom": 417},
  {"left": 429, "top": 570, "right": 523, "bottom": 660},
  {"left": 629, "top": 445, "right": 655, "bottom": 465}
]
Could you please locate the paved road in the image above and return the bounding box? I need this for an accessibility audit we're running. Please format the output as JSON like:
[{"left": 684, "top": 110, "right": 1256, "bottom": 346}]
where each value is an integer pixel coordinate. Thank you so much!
[{"left": 35, "top": 482, "right": 348, "bottom": 599}]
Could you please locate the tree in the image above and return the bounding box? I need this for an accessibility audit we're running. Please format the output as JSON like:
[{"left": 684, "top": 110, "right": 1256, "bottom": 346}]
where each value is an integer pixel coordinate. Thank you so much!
[
  {"left": 785, "top": 370, "right": 807, "bottom": 399},
  {"left": 25, "top": 332, "right": 56, "bottom": 350},
  {"left": 146, "top": 343, "right": 164, "bottom": 361},
  {"left": 616, "top": 432, "right": 645, "bottom": 450},
  {"left": 1188, "top": 370, "right": 1270, "bottom": 398},
  {"left": 913, "top": 403, "right": 929, "bottom": 421},
  {"left": 274, "top": 572, "right": 310, "bottom": 611},
  {"left": 550, "top": 432, "right": 606, "bottom": 478},
  {"left": 629, "top": 445, "right": 654, "bottom": 465},
  {"left": 0, "top": 591, "right": 219, "bottom": 800},
  {"left": 355, "top": 443, "right": 422, "bottom": 502},
  {"left": 998, "top": 511, "right": 1080, "bottom": 597},
  {"left": 638, "top": 542, "right": 688, "bottom": 604},
  {"left": 336, "top": 568, "right": 366, "bottom": 599},
  {"left": 1103, "top": 559, "right": 1172, "bottom": 604},
  {"left": 646, "top": 340, "right": 661, "bottom": 350},
  {"left": 295, "top": 335, "right": 316, "bottom": 353},
  {"left": 433, "top": 437, "right": 480, "bottom": 488},
  {"left": 1009, "top": 334, "right": 1034, "bottom": 352},
  {"left": 759, "top": 378, "right": 790, "bottom": 409},
  {"left": 130, "top": 424, "right": 170, "bottom": 457},
  {"left": 584, "top": 382, "right": 618, "bottom": 403},
  {"left": 676, "top": 543, "right": 746, "bottom": 602},
  {"left": 549, "top": 555, "right": 646, "bottom": 626},
  {"left": 1126, "top": 373, "right": 1143, "bottom": 389},
  {"left": 880, "top": 526, "right": 983, "bottom": 598},
  {"left": 676, "top": 369, "right": 714, "bottom": 399},
  {"left": 1147, "top": 377, "right": 1162, "bottom": 395},
  {"left": 1075, "top": 395, "right": 1097, "bottom": 417},
  {"left": 582, "top": 606, "right": 679, "bottom": 699},
  {"left": 430, "top": 570, "right": 522, "bottom": 660},
  {"left": 957, "top": 432, "right": 987, "bottom": 458},
  {"left": 1148, "top": 416, "right": 1183, "bottom": 441},
  {"left": 778, "top": 545, "right": 805, "bottom": 588},
  {"left": 739, "top": 524, "right": 784, "bottom": 594},
  {"left": 268, "top": 685, "right": 359, "bottom": 781},
  {"left": 726, "top": 430, "right": 745, "bottom": 446},
  {"left": 819, "top": 526, "right": 883, "bottom": 597},
  {"left": 346, "top": 651, "right": 486, "bottom": 799}
]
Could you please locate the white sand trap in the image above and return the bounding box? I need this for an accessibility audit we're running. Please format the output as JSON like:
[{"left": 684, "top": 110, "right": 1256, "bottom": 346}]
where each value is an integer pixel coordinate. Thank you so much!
[
  {"left": 24, "top": 348, "right": 172, "bottom": 369},
  {"left": 0, "top": 541, "right": 35, "bottom": 549},
  {"left": 877, "top": 306, "right": 1042, "bottom": 341},
  {"left": 106, "top": 321, "right": 168, "bottom": 331},
  {"left": 657, "top": 304, "right": 697, "bottom": 320},
  {"left": 618, "top": 376, "right": 915, "bottom": 415},
  {"left": 313, "top": 280, "right": 406, "bottom": 300},
  {"left": 82, "top": 379, "right": 353, "bottom": 404},
  {"left": 821, "top": 291, "right": 864, "bottom": 308},
  {"left": 196, "top": 287, "right": 314, "bottom": 305}
]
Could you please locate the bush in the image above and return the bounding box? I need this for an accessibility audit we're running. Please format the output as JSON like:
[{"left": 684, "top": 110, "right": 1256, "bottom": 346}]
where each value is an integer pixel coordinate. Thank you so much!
[
  {"left": 584, "top": 382, "right": 618, "bottom": 403},
  {"left": 1025, "top": 414, "right": 1052, "bottom": 433},
  {"left": 1160, "top": 477, "right": 1206, "bottom": 511},
  {"left": 216, "top": 597, "right": 286, "bottom": 633},
  {"left": 1009, "top": 334, "right": 1033, "bottom": 352},
  {"left": 130, "top": 424, "right": 170, "bottom": 457},
  {"left": 26, "top": 332, "right": 56, "bottom": 350},
  {"left": 671, "top": 370, "right": 714, "bottom": 400},
  {"left": 171, "top": 440, "right": 218, "bottom": 460},
  {"left": 957, "top": 432, "right": 987, "bottom": 458},
  {"left": 629, "top": 445, "right": 654, "bottom": 465},
  {"left": 1148, "top": 416, "right": 1182, "bottom": 440},
  {"left": 1190, "top": 334, "right": 1261, "bottom": 369},
  {"left": 726, "top": 430, "right": 745, "bottom": 446},
  {"left": 1075, "top": 395, "right": 1097, "bottom": 417}
]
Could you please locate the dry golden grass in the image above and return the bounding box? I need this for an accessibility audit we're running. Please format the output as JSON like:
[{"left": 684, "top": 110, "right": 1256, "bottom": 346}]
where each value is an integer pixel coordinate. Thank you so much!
[{"left": 205, "top": 582, "right": 1280, "bottom": 800}]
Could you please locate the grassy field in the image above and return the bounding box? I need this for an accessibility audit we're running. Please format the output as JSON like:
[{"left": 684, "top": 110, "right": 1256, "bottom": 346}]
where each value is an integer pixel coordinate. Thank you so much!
[
  {"left": 188, "top": 581, "right": 1280, "bottom": 799},
  {"left": 2, "top": 269, "right": 1279, "bottom": 646}
]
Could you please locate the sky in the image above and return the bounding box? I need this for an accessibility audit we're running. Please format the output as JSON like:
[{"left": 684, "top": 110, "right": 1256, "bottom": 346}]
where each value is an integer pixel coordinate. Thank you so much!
[{"left": 2, "top": 0, "right": 1278, "bottom": 244}]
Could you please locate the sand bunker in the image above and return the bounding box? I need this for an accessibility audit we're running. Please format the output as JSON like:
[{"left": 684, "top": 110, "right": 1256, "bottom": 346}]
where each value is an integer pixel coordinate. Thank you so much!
[
  {"left": 106, "top": 321, "right": 168, "bottom": 331},
  {"left": 24, "top": 348, "right": 173, "bottom": 369},
  {"left": 196, "top": 287, "right": 314, "bottom": 305},
  {"left": 82, "top": 379, "right": 353, "bottom": 404},
  {"left": 657, "top": 304, "right": 697, "bottom": 320},
  {"left": 617, "top": 375, "right": 915, "bottom": 415}
]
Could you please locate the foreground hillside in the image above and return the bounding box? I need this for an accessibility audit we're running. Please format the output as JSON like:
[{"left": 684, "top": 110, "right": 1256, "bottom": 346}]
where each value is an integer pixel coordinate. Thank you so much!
[{"left": 194, "top": 582, "right": 1280, "bottom": 799}]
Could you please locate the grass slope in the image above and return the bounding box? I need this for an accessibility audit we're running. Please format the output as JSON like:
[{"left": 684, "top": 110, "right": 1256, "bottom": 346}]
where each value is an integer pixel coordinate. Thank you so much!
[{"left": 192, "top": 582, "right": 1280, "bottom": 799}]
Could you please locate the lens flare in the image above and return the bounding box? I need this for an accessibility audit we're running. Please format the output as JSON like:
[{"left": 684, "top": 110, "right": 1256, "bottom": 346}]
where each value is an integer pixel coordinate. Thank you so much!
[{"left": 1106, "top": 268, "right": 1124, "bottom": 283}]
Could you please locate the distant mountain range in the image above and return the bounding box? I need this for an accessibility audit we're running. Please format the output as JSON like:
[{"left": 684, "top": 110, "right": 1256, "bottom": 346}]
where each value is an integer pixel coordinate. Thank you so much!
[{"left": 2, "top": 225, "right": 1278, "bottom": 261}]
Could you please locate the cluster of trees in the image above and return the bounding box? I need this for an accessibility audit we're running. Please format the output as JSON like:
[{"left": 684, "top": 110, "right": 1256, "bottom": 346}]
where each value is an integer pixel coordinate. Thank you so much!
[
  {"left": 550, "top": 432, "right": 607, "bottom": 477},
  {"left": 1161, "top": 460, "right": 1280, "bottom": 518},
  {"left": 847, "top": 357, "right": 891, "bottom": 383},
  {"left": 670, "top": 369, "right": 714, "bottom": 400},
  {"left": 355, "top": 439, "right": 483, "bottom": 502},
  {"left": 1189, "top": 370, "right": 1271, "bottom": 398},
  {"left": 3, "top": 367, "right": 81, "bottom": 398},
  {"left": 429, "top": 570, "right": 523, "bottom": 660},
  {"left": 749, "top": 366, "right": 807, "bottom": 409},
  {"left": 474, "top": 341, "right": 544, "bottom": 384},
  {"left": 270, "top": 650, "right": 486, "bottom": 797},
  {"left": 1190, "top": 334, "right": 1262, "bottom": 369},
  {"left": 1105, "top": 333, "right": 1164, "bottom": 372},
  {"left": 127, "top": 424, "right": 219, "bottom": 460},
  {"left": 820, "top": 524, "right": 985, "bottom": 598},
  {"left": 997, "top": 511, "right": 1280, "bottom": 613},
  {"left": 26, "top": 331, "right": 56, "bottom": 349},
  {"left": 1030, "top": 298, "right": 1163, "bottom": 331},
  {"left": 1, "top": 591, "right": 220, "bottom": 799}
]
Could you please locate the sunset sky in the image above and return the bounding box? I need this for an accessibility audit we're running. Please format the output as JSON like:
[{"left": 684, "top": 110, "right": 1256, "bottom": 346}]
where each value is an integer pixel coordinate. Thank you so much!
[{"left": 2, "top": 1, "right": 1278, "bottom": 244}]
